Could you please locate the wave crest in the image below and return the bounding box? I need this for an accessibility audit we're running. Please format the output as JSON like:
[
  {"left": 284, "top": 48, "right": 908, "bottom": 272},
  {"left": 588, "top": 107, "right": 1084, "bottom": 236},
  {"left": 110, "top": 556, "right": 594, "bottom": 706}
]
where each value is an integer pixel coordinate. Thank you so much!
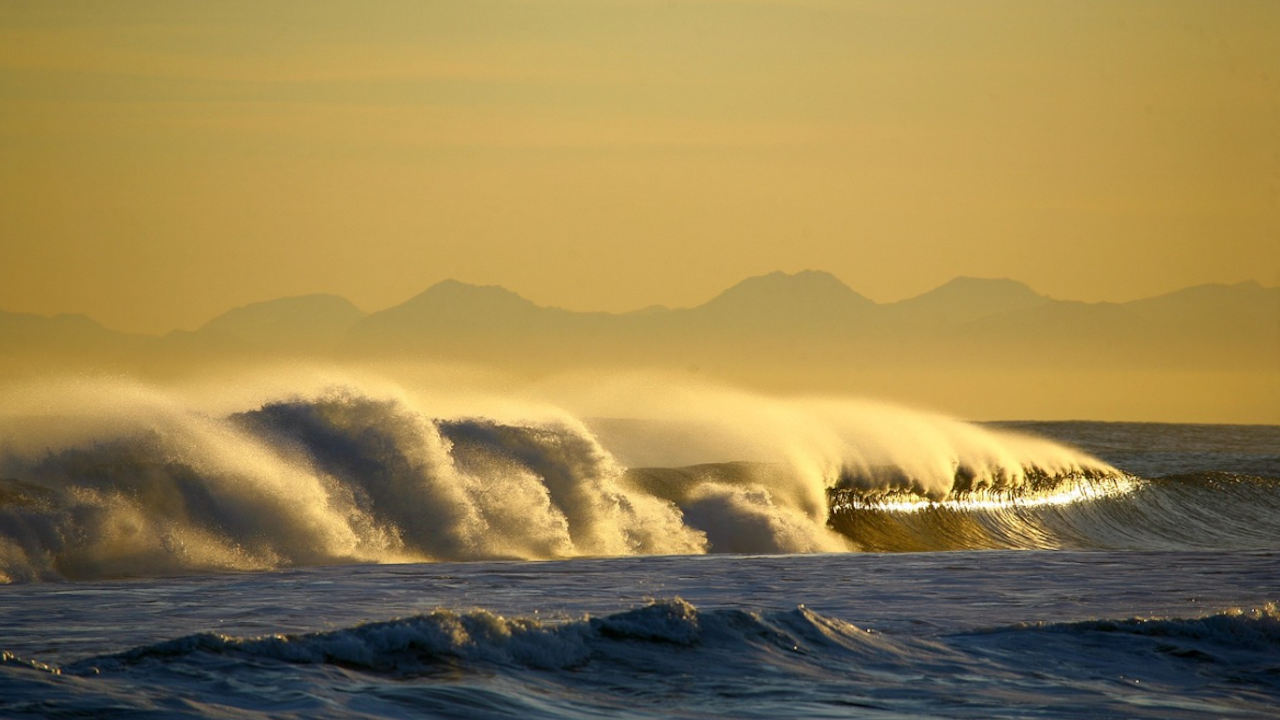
[
  {"left": 36, "top": 599, "right": 1280, "bottom": 682},
  {"left": 63, "top": 598, "right": 880, "bottom": 677},
  {"left": 0, "top": 377, "right": 1137, "bottom": 581}
]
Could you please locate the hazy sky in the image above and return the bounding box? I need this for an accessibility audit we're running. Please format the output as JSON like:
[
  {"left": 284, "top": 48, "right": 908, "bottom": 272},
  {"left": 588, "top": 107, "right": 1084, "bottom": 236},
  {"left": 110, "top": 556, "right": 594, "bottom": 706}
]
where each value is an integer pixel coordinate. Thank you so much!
[{"left": 2, "top": 0, "right": 1277, "bottom": 334}]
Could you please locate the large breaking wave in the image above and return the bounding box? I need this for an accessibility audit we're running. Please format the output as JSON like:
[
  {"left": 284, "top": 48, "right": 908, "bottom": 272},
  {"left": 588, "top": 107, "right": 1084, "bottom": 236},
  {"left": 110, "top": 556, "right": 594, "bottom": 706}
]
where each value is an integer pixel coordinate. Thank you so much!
[{"left": 1, "top": 374, "right": 1272, "bottom": 582}]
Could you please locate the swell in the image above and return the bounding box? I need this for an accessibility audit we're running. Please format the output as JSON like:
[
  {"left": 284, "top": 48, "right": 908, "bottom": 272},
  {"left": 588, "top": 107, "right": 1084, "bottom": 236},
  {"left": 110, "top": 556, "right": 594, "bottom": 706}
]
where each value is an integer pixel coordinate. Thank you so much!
[
  {"left": 2, "top": 599, "right": 1273, "bottom": 681},
  {"left": 5, "top": 599, "right": 1276, "bottom": 720}
]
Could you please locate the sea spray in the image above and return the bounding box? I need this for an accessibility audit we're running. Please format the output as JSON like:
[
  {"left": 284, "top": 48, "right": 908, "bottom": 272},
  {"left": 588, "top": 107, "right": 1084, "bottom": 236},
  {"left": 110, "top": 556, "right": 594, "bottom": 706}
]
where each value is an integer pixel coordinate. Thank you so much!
[{"left": 0, "top": 373, "right": 1126, "bottom": 581}]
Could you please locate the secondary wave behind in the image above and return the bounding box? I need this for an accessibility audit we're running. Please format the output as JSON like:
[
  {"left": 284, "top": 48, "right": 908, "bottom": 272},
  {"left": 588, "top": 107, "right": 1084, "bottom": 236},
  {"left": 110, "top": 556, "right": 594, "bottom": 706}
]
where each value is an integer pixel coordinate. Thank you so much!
[{"left": 4, "top": 598, "right": 1276, "bottom": 720}]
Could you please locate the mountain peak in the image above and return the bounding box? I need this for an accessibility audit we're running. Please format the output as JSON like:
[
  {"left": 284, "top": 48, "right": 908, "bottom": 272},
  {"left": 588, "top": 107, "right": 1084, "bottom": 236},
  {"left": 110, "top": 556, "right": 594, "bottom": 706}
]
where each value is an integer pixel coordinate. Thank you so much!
[
  {"left": 684, "top": 270, "right": 874, "bottom": 330},
  {"left": 890, "top": 276, "right": 1049, "bottom": 324},
  {"left": 201, "top": 294, "right": 364, "bottom": 330},
  {"left": 402, "top": 280, "right": 538, "bottom": 312},
  {"left": 196, "top": 293, "right": 366, "bottom": 353},
  {"left": 702, "top": 270, "right": 872, "bottom": 310}
]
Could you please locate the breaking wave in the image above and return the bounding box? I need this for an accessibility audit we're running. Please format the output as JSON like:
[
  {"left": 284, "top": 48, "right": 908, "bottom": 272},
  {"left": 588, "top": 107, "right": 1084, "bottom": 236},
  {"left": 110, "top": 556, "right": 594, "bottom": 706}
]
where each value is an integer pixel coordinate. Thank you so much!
[
  {"left": 7, "top": 597, "right": 1276, "bottom": 720},
  {"left": 7, "top": 375, "right": 1270, "bottom": 582},
  {"left": 6, "top": 598, "right": 1273, "bottom": 687}
]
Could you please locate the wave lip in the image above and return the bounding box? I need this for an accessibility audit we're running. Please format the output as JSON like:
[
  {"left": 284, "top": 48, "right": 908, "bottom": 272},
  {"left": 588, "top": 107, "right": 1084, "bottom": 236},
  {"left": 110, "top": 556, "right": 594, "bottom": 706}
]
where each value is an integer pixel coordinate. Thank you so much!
[
  {"left": 828, "top": 472, "right": 1137, "bottom": 513},
  {"left": 827, "top": 471, "right": 1280, "bottom": 553}
]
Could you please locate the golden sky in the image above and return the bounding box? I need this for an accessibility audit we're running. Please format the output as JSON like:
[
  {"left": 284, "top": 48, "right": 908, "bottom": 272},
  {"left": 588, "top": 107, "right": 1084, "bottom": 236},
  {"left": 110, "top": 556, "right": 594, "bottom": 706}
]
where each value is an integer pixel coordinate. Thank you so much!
[{"left": 1, "top": 0, "right": 1277, "bottom": 334}]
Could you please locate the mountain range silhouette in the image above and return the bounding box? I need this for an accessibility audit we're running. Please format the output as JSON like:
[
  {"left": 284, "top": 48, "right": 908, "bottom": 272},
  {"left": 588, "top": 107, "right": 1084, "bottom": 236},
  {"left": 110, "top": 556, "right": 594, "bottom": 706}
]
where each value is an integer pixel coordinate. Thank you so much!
[{"left": 2, "top": 271, "right": 1276, "bottom": 421}]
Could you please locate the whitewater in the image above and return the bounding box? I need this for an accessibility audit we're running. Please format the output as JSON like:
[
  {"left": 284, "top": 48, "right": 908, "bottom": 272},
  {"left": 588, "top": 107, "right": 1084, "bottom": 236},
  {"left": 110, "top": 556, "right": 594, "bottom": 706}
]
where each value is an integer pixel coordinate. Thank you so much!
[{"left": 1, "top": 372, "right": 1278, "bottom": 718}]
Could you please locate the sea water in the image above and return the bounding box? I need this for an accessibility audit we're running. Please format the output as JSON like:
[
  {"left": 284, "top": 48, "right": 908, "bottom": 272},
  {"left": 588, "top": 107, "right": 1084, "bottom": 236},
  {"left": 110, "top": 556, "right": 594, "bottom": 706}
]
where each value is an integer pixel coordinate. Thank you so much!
[{"left": 1, "top": 379, "right": 1277, "bottom": 718}]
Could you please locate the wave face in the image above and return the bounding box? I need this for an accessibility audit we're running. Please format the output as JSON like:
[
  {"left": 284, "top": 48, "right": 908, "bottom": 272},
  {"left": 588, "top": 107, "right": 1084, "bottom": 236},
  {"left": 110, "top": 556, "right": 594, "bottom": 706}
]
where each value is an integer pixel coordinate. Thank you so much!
[
  {"left": 4, "top": 598, "right": 1275, "bottom": 720},
  {"left": 827, "top": 472, "right": 1280, "bottom": 552},
  {"left": 1, "top": 376, "right": 1272, "bottom": 581}
]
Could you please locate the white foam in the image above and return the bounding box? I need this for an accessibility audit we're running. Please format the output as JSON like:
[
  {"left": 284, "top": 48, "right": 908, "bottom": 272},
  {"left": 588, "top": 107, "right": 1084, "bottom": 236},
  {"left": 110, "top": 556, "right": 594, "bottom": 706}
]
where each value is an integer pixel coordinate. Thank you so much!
[{"left": 0, "top": 372, "right": 1119, "bottom": 580}]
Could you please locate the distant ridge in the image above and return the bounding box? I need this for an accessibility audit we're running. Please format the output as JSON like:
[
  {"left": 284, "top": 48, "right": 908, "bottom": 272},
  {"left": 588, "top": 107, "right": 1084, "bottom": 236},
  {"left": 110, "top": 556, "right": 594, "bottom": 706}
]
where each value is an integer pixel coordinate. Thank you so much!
[
  {"left": 5, "top": 272, "right": 1273, "bottom": 337},
  {"left": 1124, "top": 280, "right": 1278, "bottom": 323},
  {"left": 0, "top": 271, "right": 1275, "bottom": 423},
  {"left": 199, "top": 294, "right": 366, "bottom": 353},
  {"left": 0, "top": 310, "right": 143, "bottom": 365}
]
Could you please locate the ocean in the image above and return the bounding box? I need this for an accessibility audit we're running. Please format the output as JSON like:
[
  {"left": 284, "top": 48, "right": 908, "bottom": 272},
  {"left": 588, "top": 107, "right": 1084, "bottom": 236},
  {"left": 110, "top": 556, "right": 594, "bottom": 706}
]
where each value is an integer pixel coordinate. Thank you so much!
[{"left": 1, "top": 379, "right": 1277, "bottom": 719}]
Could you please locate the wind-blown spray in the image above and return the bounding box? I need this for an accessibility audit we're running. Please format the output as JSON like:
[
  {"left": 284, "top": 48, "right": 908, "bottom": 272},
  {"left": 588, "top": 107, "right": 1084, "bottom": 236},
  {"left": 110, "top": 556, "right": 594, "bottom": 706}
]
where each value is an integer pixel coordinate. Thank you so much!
[{"left": 0, "top": 372, "right": 1136, "bottom": 582}]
